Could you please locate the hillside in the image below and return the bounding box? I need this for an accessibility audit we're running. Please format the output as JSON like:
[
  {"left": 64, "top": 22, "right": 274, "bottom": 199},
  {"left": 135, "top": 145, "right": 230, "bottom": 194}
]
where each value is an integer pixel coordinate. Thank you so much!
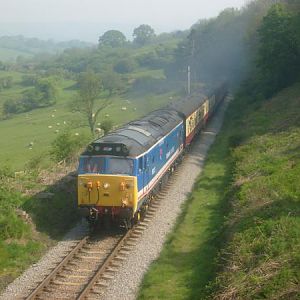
[
  {"left": 0, "top": 36, "right": 92, "bottom": 62},
  {"left": 138, "top": 80, "right": 300, "bottom": 300}
]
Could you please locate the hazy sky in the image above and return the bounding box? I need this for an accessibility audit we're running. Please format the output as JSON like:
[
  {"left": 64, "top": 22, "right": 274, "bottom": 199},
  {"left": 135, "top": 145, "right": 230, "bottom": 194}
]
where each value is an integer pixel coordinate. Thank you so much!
[{"left": 0, "top": 0, "right": 247, "bottom": 41}]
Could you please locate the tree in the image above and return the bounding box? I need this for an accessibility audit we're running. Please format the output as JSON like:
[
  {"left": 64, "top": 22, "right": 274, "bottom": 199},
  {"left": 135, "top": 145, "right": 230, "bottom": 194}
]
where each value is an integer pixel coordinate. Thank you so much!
[
  {"left": 101, "top": 71, "right": 124, "bottom": 96},
  {"left": 98, "top": 30, "right": 127, "bottom": 48},
  {"left": 74, "top": 71, "right": 111, "bottom": 135},
  {"left": 133, "top": 24, "right": 155, "bottom": 46},
  {"left": 113, "top": 58, "right": 137, "bottom": 73},
  {"left": 257, "top": 3, "right": 300, "bottom": 95}
]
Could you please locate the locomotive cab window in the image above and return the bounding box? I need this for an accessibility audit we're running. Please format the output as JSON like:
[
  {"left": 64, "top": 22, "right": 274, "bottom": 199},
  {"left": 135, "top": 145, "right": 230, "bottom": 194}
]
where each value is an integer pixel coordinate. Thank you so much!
[
  {"left": 107, "top": 158, "right": 133, "bottom": 175},
  {"left": 78, "top": 156, "right": 104, "bottom": 174}
]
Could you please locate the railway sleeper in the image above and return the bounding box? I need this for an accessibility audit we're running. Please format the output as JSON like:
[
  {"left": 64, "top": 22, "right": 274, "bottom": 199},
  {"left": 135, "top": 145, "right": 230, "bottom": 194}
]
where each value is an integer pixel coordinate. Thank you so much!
[
  {"left": 101, "top": 273, "right": 114, "bottom": 280},
  {"left": 114, "top": 255, "right": 126, "bottom": 261}
]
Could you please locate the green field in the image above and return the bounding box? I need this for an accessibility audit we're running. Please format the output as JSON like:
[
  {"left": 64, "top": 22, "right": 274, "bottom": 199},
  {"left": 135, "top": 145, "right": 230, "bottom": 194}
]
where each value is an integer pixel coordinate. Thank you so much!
[
  {"left": 0, "top": 48, "right": 33, "bottom": 62},
  {"left": 0, "top": 70, "right": 179, "bottom": 170}
]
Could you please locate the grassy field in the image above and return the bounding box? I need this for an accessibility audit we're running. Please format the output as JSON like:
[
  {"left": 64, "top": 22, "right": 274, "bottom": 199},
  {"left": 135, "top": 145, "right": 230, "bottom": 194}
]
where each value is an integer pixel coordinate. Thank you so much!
[
  {"left": 138, "top": 82, "right": 300, "bottom": 299},
  {"left": 0, "top": 48, "right": 33, "bottom": 62},
  {"left": 0, "top": 70, "right": 179, "bottom": 170}
]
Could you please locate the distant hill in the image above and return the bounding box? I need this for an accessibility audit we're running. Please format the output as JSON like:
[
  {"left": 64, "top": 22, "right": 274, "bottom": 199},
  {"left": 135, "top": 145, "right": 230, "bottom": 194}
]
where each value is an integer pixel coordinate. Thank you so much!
[{"left": 0, "top": 35, "right": 93, "bottom": 62}]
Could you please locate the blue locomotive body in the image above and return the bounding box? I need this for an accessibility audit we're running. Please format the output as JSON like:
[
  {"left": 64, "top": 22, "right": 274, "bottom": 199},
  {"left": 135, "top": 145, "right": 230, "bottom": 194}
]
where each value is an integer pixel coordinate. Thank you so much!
[{"left": 135, "top": 122, "right": 184, "bottom": 204}]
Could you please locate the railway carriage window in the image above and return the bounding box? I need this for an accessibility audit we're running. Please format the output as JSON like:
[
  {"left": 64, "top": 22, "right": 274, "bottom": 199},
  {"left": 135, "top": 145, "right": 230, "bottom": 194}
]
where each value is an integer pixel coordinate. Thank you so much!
[{"left": 107, "top": 158, "right": 133, "bottom": 175}]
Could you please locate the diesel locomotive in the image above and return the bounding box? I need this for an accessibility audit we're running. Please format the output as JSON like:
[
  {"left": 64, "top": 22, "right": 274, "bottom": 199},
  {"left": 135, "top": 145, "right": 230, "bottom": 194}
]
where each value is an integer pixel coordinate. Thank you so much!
[{"left": 77, "top": 85, "right": 227, "bottom": 228}]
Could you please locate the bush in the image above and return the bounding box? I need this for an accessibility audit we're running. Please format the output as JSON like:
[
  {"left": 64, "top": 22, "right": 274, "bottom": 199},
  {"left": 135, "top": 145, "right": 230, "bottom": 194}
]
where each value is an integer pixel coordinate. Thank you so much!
[
  {"left": 100, "top": 119, "right": 113, "bottom": 135},
  {"left": 113, "top": 58, "right": 137, "bottom": 74},
  {"left": 132, "top": 76, "right": 168, "bottom": 94},
  {"left": 50, "top": 131, "right": 88, "bottom": 162},
  {"left": 0, "top": 187, "right": 29, "bottom": 240}
]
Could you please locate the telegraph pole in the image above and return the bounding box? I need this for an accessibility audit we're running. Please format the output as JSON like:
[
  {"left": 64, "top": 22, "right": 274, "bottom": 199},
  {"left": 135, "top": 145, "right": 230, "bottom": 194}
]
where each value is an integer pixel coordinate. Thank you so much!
[{"left": 187, "top": 65, "right": 191, "bottom": 95}]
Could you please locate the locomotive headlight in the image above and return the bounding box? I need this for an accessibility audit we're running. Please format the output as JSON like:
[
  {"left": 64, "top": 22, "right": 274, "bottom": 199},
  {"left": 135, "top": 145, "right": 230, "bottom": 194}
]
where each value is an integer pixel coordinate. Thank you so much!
[
  {"left": 120, "top": 182, "right": 126, "bottom": 191},
  {"left": 96, "top": 181, "right": 101, "bottom": 189},
  {"left": 103, "top": 182, "right": 110, "bottom": 189},
  {"left": 87, "top": 181, "right": 93, "bottom": 191}
]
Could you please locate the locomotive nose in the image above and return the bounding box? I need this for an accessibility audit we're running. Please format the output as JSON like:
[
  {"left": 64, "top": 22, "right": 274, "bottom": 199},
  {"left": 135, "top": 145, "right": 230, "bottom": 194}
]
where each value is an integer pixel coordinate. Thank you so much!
[{"left": 78, "top": 174, "right": 137, "bottom": 209}]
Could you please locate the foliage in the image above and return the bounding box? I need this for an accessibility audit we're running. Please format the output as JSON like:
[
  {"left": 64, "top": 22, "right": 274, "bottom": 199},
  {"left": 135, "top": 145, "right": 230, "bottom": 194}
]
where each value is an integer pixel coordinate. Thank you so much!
[
  {"left": 50, "top": 131, "right": 88, "bottom": 162},
  {"left": 101, "top": 71, "right": 125, "bottom": 96},
  {"left": 98, "top": 30, "right": 127, "bottom": 48},
  {"left": 0, "top": 76, "right": 13, "bottom": 90},
  {"left": 2, "top": 77, "right": 57, "bottom": 115},
  {"left": 133, "top": 24, "right": 156, "bottom": 46},
  {"left": 100, "top": 119, "right": 113, "bottom": 135},
  {"left": 257, "top": 3, "right": 300, "bottom": 96},
  {"left": 113, "top": 58, "right": 137, "bottom": 74},
  {"left": 132, "top": 76, "right": 168, "bottom": 94},
  {"left": 72, "top": 70, "right": 111, "bottom": 135}
]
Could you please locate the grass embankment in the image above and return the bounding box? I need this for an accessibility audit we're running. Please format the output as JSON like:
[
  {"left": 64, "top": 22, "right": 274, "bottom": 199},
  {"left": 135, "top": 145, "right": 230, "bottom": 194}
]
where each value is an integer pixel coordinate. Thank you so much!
[
  {"left": 139, "top": 82, "right": 300, "bottom": 299},
  {"left": 0, "top": 164, "right": 82, "bottom": 291}
]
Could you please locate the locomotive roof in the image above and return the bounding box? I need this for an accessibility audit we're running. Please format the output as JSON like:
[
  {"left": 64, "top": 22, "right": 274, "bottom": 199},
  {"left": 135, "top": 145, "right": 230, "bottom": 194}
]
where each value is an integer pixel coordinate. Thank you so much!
[{"left": 86, "top": 109, "right": 182, "bottom": 157}]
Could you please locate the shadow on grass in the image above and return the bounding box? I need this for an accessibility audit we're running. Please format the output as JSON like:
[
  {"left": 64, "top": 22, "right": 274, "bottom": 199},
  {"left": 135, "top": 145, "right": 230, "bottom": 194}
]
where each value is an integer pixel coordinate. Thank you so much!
[{"left": 22, "top": 171, "right": 81, "bottom": 240}]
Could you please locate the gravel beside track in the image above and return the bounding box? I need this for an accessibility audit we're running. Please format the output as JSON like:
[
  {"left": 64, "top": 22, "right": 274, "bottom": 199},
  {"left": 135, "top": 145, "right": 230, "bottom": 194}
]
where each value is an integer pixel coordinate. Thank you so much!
[
  {"left": 0, "top": 97, "right": 229, "bottom": 300},
  {"left": 101, "top": 98, "right": 230, "bottom": 300},
  {"left": 0, "top": 222, "right": 89, "bottom": 300}
]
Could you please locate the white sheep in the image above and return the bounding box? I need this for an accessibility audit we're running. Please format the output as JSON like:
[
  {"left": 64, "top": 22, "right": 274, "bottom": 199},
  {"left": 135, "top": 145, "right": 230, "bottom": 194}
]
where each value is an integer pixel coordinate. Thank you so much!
[
  {"left": 121, "top": 107, "right": 127, "bottom": 111},
  {"left": 95, "top": 128, "right": 102, "bottom": 134}
]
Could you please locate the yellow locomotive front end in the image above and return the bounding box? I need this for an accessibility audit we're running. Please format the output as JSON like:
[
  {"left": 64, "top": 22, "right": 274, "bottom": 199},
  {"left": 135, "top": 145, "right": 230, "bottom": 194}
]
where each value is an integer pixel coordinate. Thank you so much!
[{"left": 77, "top": 149, "right": 138, "bottom": 228}]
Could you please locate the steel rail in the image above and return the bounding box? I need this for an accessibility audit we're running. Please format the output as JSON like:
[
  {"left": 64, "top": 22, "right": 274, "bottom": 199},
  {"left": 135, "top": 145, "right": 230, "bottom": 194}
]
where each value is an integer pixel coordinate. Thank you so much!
[
  {"left": 76, "top": 229, "right": 132, "bottom": 299},
  {"left": 25, "top": 236, "right": 89, "bottom": 300}
]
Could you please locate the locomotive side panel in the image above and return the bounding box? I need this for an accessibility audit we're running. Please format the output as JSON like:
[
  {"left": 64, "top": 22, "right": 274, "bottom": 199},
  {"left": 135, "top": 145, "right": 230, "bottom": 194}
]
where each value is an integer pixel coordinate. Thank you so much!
[{"left": 137, "top": 122, "right": 184, "bottom": 201}]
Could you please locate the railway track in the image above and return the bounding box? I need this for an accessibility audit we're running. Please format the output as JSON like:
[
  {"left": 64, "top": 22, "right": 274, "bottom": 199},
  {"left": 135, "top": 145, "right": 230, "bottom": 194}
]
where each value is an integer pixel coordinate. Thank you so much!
[{"left": 24, "top": 169, "right": 179, "bottom": 300}]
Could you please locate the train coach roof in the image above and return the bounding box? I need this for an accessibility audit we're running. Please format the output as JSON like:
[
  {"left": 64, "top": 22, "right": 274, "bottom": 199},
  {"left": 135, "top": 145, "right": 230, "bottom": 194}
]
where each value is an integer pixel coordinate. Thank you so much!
[
  {"left": 168, "top": 92, "right": 208, "bottom": 117},
  {"left": 87, "top": 109, "right": 182, "bottom": 157}
]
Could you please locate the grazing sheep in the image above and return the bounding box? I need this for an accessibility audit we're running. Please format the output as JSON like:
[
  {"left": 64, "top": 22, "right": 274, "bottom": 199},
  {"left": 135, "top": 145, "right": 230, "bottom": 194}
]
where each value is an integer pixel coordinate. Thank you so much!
[
  {"left": 95, "top": 128, "right": 102, "bottom": 136},
  {"left": 56, "top": 122, "right": 60, "bottom": 126},
  {"left": 51, "top": 114, "right": 55, "bottom": 118},
  {"left": 75, "top": 132, "right": 79, "bottom": 136},
  {"left": 48, "top": 125, "right": 53, "bottom": 129},
  {"left": 55, "top": 129, "right": 59, "bottom": 133},
  {"left": 121, "top": 107, "right": 127, "bottom": 111},
  {"left": 105, "top": 114, "right": 110, "bottom": 118},
  {"left": 63, "top": 121, "right": 67, "bottom": 125}
]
